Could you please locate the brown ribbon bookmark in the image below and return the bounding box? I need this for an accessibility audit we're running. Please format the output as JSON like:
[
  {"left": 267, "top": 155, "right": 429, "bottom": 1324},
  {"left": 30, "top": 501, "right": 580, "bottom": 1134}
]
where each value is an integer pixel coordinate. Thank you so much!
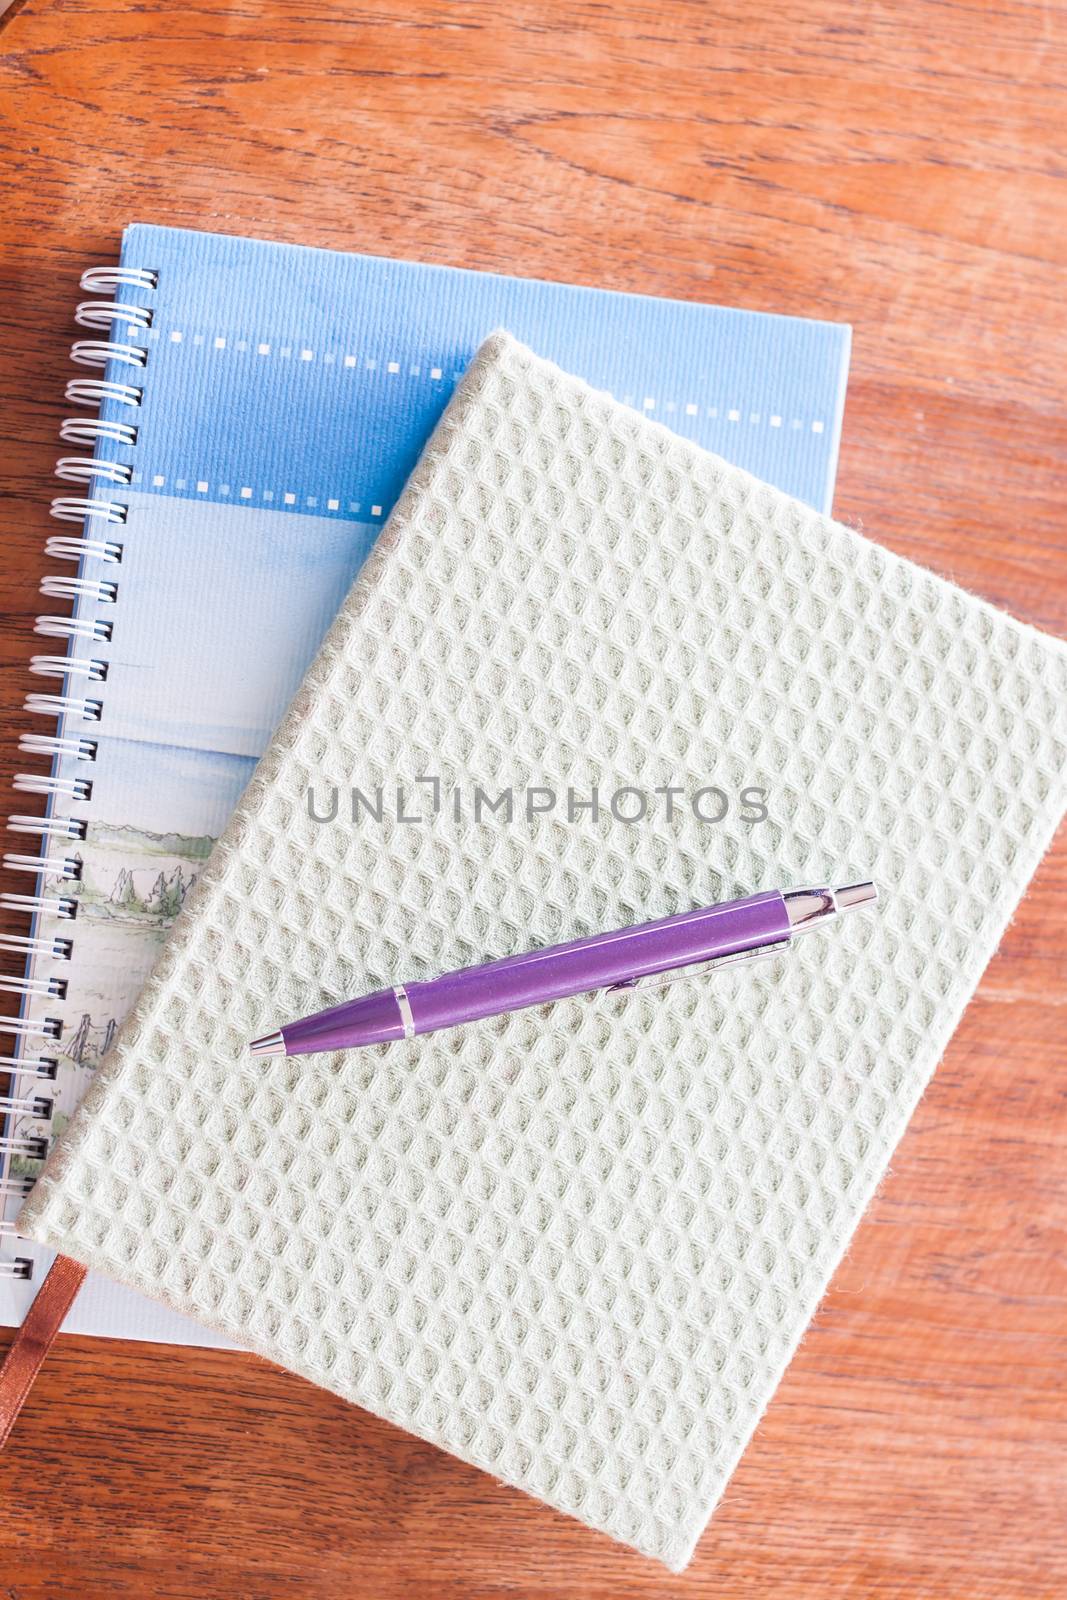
[{"left": 0, "top": 1254, "right": 86, "bottom": 1447}]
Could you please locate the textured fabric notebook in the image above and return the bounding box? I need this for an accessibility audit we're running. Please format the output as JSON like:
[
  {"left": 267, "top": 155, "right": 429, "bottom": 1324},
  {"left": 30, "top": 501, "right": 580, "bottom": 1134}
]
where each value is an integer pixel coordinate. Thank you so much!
[
  {"left": 20, "top": 334, "right": 1067, "bottom": 1568},
  {"left": 1, "top": 225, "right": 851, "bottom": 1340}
]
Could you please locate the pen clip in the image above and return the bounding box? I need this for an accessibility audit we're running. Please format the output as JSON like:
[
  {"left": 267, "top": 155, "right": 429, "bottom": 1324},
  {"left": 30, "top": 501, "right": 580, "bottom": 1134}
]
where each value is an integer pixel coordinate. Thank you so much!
[{"left": 609, "top": 939, "right": 789, "bottom": 992}]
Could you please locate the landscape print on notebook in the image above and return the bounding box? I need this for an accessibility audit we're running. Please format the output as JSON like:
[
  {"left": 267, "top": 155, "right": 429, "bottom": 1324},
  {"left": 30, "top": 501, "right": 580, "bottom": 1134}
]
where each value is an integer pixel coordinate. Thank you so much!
[{"left": 1, "top": 222, "right": 850, "bottom": 1337}]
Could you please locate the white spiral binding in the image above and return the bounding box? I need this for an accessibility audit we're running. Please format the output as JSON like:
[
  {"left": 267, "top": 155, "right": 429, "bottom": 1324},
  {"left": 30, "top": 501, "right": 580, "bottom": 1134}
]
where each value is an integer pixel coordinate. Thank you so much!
[
  {"left": 66, "top": 377, "right": 143, "bottom": 409},
  {"left": 0, "top": 1060, "right": 59, "bottom": 1083},
  {"left": 19, "top": 734, "right": 98, "bottom": 762},
  {"left": 48, "top": 501, "right": 126, "bottom": 529},
  {"left": 8, "top": 816, "right": 88, "bottom": 844},
  {"left": 29, "top": 655, "right": 108, "bottom": 682},
  {"left": 24, "top": 693, "right": 103, "bottom": 722},
  {"left": 0, "top": 890, "right": 78, "bottom": 921},
  {"left": 59, "top": 418, "right": 138, "bottom": 448},
  {"left": 0, "top": 975, "right": 67, "bottom": 1002},
  {"left": 79, "top": 266, "right": 158, "bottom": 293},
  {"left": 3, "top": 853, "right": 83, "bottom": 881},
  {"left": 0, "top": 933, "right": 74, "bottom": 962},
  {"left": 1, "top": 260, "right": 155, "bottom": 1280},
  {"left": 0, "top": 1016, "right": 62, "bottom": 1043},
  {"left": 45, "top": 535, "right": 124, "bottom": 564},
  {"left": 36, "top": 614, "right": 113, "bottom": 643},
  {"left": 75, "top": 301, "right": 153, "bottom": 332},
  {"left": 0, "top": 1091, "right": 55, "bottom": 1117},
  {"left": 70, "top": 340, "right": 148, "bottom": 371},
  {"left": 40, "top": 581, "right": 119, "bottom": 614},
  {"left": 54, "top": 457, "right": 133, "bottom": 486}
]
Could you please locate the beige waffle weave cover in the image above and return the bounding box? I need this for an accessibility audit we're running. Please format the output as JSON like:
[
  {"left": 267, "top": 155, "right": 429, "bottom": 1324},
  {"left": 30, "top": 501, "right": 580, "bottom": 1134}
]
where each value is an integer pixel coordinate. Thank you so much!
[{"left": 22, "top": 332, "right": 1067, "bottom": 1569}]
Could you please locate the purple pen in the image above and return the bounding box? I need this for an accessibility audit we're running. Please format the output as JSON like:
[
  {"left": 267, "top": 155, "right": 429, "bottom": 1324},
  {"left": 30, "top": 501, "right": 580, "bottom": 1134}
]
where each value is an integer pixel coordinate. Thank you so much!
[{"left": 250, "top": 882, "right": 877, "bottom": 1058}]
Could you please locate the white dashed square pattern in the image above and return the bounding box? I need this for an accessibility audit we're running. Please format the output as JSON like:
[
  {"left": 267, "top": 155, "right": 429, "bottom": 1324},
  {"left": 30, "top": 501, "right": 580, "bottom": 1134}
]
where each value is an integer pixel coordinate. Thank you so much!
[{"left": 21, "top": 333, "right": 1067, "bottom": 1570}]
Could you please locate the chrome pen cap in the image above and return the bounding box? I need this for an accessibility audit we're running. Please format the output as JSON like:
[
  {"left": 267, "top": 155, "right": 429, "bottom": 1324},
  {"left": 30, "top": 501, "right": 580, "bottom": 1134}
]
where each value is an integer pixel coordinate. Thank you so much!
[{"left": 783, "top": 881, "right": 878, "bottom": 933}]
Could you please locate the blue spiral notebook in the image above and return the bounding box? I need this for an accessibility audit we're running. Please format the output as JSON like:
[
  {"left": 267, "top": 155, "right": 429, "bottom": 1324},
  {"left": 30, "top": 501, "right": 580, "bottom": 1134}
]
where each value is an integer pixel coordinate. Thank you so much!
[{"left": 0, "top": 223, "right": 851, "bottom": 1342}]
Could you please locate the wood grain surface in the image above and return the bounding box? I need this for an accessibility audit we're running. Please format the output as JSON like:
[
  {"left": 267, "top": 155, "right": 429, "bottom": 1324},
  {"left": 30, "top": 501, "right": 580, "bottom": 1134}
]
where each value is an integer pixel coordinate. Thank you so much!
[{"left": 1, "top": 1, "right": 1065, "bottom": 1595}]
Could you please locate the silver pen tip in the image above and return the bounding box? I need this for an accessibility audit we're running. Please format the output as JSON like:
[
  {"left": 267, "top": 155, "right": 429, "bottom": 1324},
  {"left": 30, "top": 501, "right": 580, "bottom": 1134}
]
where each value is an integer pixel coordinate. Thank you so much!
[
  {"left": 784, "top": 881, "right": 878, "bottom": 932},
  {"left": 249, "top": 1029, "right": 286, "bottom": 1057},
  {"left": 834, "top": 881, "right": 878, "bottom": 913}
]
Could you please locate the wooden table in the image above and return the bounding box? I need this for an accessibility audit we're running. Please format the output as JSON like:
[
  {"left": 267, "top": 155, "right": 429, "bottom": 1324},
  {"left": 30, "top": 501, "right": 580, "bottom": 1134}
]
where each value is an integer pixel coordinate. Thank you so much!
[{"left": 1, "top": 2, "right": 1065, "bottom": 1595}]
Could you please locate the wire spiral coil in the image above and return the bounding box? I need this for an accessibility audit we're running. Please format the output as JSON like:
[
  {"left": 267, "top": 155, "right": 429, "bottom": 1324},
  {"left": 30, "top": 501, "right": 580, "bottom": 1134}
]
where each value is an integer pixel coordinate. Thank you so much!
[{"left": 0, "top": 262, "right": 155, "bottom": 1281}]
